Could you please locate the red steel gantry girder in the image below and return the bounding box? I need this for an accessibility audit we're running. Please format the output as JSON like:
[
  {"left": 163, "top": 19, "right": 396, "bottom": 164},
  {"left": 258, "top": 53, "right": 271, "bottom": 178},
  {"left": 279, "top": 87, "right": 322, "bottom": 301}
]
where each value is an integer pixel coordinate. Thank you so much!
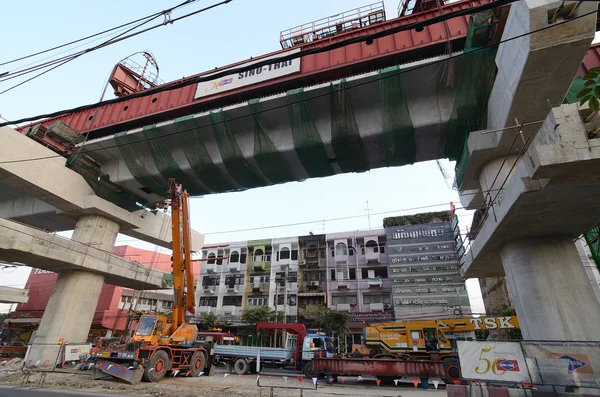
[{"left": 18, "top": 0, "right": 489, "bottom": 140}]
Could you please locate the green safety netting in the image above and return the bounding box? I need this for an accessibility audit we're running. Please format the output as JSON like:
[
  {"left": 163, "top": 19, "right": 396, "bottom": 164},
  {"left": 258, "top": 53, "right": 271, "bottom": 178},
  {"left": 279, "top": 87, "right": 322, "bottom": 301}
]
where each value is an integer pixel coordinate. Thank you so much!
[
  {"left": 210, "top": 110, "right": 265, "bottom": 189},
  {"left": 585, "top": 226, "right": 600, "bottom": 273},
  {"left": 249, "top": 99, "right": 294, "bottom": 184},
  {"left": 114, "top": 131, "right": 167, "bottom": 197},
  {"left": 330, "top": 79, "right": 369, "bottom": 173},
  {"left": 175, "top": 115, "right": 232, "bottom": 193},
  {"left": 447, "top": 10, "right": 497, "bottom": 188},
  {"left": 286, "top": 88, "right": 334, "bottom": 177},
  {"left": 379, "top": 66, "right": 416, "bottom": 166},
  {"left": 141, "top": 124, "right": 209, "bottom": 196},
  {"left": 67, "top": 153, "right": 147, "bottom": 212},
  {"left": 453, "top": 138, "right": 470, "bottom": 190},
  {"left": 564, "top": 77, "right": 585, "bottom": 105}
]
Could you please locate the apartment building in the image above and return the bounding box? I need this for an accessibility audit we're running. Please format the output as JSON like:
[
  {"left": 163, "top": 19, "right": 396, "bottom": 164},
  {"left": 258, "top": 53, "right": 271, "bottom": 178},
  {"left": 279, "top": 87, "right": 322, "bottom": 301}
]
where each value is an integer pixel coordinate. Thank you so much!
[{"left": 297, "top": 234, "right": 327, "bottom": 316}]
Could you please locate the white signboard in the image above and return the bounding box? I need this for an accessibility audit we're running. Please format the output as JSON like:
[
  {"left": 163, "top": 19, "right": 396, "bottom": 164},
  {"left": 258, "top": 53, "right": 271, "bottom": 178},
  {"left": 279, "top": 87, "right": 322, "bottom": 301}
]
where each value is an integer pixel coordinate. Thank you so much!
[
  {"left": 457, "top": 341, "right": 530, "bottom": 383},
  {"left": 521, "top": 341, "right": 600, "bottom": 388},
  {"left": 194, "top": 48, "right": 301, "bottom": 99},
  {"left": 64, "top": 344, "right": 91, "bottom": 361}
]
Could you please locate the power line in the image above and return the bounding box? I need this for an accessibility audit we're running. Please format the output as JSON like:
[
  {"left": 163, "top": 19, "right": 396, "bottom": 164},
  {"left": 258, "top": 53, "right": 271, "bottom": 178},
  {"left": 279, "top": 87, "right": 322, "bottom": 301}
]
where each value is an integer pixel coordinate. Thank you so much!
[
  {"left": 0, "top": 0, "right": 232, "bottom": 95},
  {"left": 0, "top": 0, "right": 521, "bottom": 127},
  {"left": 0, "top": 0, "right": 198, "bottom": 68},
  {"left": 0, "top": 7, "right": 594, "bottom": 167}
]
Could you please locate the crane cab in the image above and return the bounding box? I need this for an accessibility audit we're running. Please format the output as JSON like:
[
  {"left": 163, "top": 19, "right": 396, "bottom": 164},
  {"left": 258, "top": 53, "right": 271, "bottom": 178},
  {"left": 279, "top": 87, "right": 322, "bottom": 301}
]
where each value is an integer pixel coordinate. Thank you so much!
[
  {"left": 132, "top": 314, "right": 169, "bottom": 345},
  {"left": 301, "top": 330, "right": 335, "bottom": 360}
]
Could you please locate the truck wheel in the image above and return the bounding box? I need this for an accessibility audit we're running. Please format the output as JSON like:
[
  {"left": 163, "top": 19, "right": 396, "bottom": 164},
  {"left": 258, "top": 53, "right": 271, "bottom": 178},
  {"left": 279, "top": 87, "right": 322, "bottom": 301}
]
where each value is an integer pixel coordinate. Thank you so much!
[
  {"left": 234, "top": 358, "right": 249, "bottom": 375},
  {"left": 303, "top": 361, "right": 318, "bottom": 378},
  {"left": 442, "top": 357, "right": 462, "bottom": 385},
  {"left": 190, "top": 351, "right": 206, "bottom": 377},
  {"left": 142, "top": 350, "right": 170, "bottom": 382}
]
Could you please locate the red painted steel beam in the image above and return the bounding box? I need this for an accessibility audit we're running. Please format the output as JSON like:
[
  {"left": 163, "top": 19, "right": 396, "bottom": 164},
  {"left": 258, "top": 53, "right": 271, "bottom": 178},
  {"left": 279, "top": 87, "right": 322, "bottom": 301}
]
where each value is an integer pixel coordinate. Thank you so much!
[
  {"left": 577, "top": 42, "right": 600, "bottom": 77},
  {"left": 311, "top": 357, "right": 447, "bottom": 377},
  {"left": 18, "top": 0, "right": 488, "bottom": 140}
]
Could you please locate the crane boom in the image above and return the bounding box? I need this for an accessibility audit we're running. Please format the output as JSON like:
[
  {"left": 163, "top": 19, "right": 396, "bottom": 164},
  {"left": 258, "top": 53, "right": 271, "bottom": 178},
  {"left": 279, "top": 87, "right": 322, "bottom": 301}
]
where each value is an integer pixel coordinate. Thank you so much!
[{"left": 168, "top": 178, "right": 195, "bottom": 333}]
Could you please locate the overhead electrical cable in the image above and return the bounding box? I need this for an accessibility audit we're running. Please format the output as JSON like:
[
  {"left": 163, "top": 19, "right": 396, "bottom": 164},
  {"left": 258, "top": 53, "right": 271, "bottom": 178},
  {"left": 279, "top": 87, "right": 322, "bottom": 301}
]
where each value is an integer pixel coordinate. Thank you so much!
[{"left": 0, "top": 0, "right": 232, "bottom": 94}]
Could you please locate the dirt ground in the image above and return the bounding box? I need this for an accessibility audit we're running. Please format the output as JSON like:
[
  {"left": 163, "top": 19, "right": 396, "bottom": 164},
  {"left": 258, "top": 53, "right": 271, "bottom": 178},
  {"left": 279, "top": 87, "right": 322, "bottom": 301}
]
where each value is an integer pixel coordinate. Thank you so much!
[{"left": 0, "top": 368, "right": 448, "bottom": 397}]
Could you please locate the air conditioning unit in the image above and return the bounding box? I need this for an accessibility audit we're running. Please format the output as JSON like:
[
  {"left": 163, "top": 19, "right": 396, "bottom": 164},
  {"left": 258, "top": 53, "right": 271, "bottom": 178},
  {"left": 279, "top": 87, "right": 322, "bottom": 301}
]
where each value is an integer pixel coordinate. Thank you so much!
[
  {"left": 234, "top": 285, "right": 242, "bottom": 293},
  {"left": 384, "top": 303, "right": 391, "bottom": 310},
  {"left": 300, "top": 260, "right": 307, "bottom": 266}
]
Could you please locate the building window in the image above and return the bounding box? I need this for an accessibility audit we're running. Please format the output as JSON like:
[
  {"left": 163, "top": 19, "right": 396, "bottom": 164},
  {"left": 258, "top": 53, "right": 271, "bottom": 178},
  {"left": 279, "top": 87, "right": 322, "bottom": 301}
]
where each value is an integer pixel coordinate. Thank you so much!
[
  {"left": 223, "top": 296, "right": 242, "bottom": 306},
  {"left": 217, "top": 249, "right": 224, "bottom": 265},
  {"left": 249, "top": 275, "right": 270, "bottom": 284},
  {"left": 162, "top": 300, "right": 173, "bottom": 308},
  {"left": 365, "top": 240, "right": 379, "bottom": 253},
  {"left": 280, "top": 247, "right": 291, "bottom": 260},
  {"left": 254, "top": 248, "right": 264, "bottom": 262},
  {"left": 332, "top": 294, "right": 357, "bottom": 305},
  {"left": 202, "top": 276, "right": 220, "bottom": 286},
  {"left": 291, "top": 250, "right": 298, "bottom": 260},
  {"left": 207, "top": 253, "right": 216, "bottom": 264},
  {"left": 379, "top": 243, "right": 386, "bottom": 254},
  {"left": 247, "top": 297, "right": 267, "bottom": 306},
  {"left": 361, "top": 268, "right": 388, "bottom": 279},
  {"left": 240, "top": 252, "right": 247, "bottom": 263},
  {"left": 363, "top": 293, "right": 391, "bottom": 304},
  {"left": 230, "top": 250, "right": 240, "bottom": 263},
  {"left": 303, "top": 271, "right": 325, "bottom": 281},
  {"left": 199, "top": 297, "right": 217, "bottom": 307},
  {"left": 225, "top": 274, "right": 244, "bottom": 287},
  {"left": 121, "top": 296, "right": 132, "bottom": 303},
  {"left": 335, "top": 243, "right": 347, "bottom": 256}
]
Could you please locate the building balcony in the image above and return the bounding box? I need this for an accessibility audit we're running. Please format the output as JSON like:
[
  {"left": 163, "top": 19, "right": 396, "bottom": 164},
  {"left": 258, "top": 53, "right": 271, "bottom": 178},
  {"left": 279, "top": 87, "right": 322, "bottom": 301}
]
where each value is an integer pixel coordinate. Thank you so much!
[
  {"left": 250, "top": 255, "right": 271, "bottom": 271},
  {"left": 334, "top": 303, "right": 351, "bottom": 312},
  {"left": 204, "top": 263, "right": 217, "bottom": 273},
  {"left": 367, "top": 302, "right": 385, "bottom": 312},
  {"left": 248, "top": 283, "right": 269, "bottom": 294},
  {"left": 198, "top": 306, "right": 214, "bottom": 314},
  {"left": 228, "top": 263, "right": 241, "bottom": 272},
  {"left": 334, "top": 253, "right": 348, "bottom": 263},
  {"left": 277, "top": 283, "right": 292, "bottom": 293},
  {"left": 302, "top": 280, "right": 325, "bottom": 292},
  {"left": 221, "top": 305, "right": 238, "bottom": 316},
  {"left": 202, "top": 286, "right": 217, "bottom": 294},
  {"left": 334, "top": 280, "right": 350, "bottom": 290},
  {"left": 225, "top": 284, "right": 243, "bottom": 293},
  {"left": 367, "top": 277, "right": 383, "bottom": 288},
  {"left": 365, "top": 251, "right": 380, "bottom": 263},
  {"left": 300, "top": 256, "right": 321, "bottom": 268}
]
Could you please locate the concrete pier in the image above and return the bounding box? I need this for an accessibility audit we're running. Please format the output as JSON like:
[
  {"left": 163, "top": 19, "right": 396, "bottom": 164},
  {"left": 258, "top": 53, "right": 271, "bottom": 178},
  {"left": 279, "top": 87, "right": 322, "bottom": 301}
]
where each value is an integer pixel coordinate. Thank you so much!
[
  {"left": 27, "top": 215, "right": 120, "bottom": 365},
  {"left": 501, "top": 236, "right": 600, "bottom": 340}
]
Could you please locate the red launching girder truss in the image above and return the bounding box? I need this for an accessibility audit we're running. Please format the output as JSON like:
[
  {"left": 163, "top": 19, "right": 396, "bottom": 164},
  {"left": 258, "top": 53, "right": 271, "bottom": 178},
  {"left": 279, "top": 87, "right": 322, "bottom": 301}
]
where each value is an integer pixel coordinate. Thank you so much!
[
  {"left": 577, "top": 42, "right": 600, "bottom": 77},
  {"left": 18, "top": 0, "right": 490, "bottom": 141}
]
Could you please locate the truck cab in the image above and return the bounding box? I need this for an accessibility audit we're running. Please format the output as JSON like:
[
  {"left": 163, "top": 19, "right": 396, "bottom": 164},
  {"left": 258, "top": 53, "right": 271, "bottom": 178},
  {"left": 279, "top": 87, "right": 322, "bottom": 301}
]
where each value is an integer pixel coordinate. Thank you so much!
[
  {"left": 133, "top": 315, "right": 170, "bottom": 345},
  {"left": 301, "top": 330, "right": 335, "bottom": 361}
]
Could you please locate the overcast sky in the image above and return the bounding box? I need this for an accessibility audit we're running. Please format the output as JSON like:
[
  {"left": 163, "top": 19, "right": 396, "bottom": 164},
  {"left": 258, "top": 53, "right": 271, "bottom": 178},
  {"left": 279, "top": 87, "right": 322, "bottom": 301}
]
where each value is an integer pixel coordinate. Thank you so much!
[{"left": 8, "top": 0, "right": 597, "bottom": 315}]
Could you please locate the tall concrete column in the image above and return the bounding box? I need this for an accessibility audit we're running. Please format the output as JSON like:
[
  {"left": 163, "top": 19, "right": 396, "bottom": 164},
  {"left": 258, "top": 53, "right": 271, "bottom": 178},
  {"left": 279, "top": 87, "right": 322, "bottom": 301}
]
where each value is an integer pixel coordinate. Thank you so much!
[
  {"left": 28, "top": 215, "right": 119, "bottom": 365},
  {"left": 500, "top": 236, "right": 600, "bottom": 340}
]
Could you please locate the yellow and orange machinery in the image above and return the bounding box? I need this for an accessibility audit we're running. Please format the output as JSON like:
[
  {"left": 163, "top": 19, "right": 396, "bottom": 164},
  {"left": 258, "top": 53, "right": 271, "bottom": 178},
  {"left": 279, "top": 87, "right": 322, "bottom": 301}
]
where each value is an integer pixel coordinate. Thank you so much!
[
  {"left": 90, "top": 179, "right": 209, "bottom": 383},
  {"left": 359, "top": 316, "right": 520, "bottom": 356}
]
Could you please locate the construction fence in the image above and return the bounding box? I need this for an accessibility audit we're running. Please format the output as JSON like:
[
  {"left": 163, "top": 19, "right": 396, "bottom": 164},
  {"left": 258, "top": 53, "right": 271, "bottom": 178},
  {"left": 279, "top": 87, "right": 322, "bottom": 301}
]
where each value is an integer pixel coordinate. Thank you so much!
[{"left": 457, "top": 340, "right": 600, "bottom": 390}]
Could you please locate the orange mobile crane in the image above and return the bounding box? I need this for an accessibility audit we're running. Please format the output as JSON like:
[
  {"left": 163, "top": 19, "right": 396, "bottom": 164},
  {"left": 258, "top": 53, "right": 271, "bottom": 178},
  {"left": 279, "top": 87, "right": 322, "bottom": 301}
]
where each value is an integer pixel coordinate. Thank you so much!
[{"left": 89, "top": 179, "right": 209, "bottom": 384}]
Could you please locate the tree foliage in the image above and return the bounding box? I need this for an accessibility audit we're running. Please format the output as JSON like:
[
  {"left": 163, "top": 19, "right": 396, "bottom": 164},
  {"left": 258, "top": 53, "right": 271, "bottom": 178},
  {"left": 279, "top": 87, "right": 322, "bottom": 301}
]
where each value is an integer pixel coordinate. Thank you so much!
[
  {"left": 301, "top": 306, "right": 349, "bottom": 337},
  {"left": 499, "top": 306, "right": 522, "bottom": 340},
  {"left": 241, "top": 306, "right": 284, "bottom": 328},
  {"left": 383, "top": 210, "right": 450, "bottom": 227},
  {"left": 577, "top": 66, "right": 600, "bottom": 113},
  {"left": 202, "top": 312, "right": 218, "bottom": 330}
]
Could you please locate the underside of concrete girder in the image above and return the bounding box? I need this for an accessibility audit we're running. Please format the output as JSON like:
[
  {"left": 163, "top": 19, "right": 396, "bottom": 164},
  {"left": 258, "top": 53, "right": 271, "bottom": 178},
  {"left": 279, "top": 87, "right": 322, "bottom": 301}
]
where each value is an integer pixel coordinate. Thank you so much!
[
  {"left": 0, "top": 217, "right": 170, "bottom": 289},
  {"left": 461, "top": 104, "right": 600, "bottom": 277},
  {"left": 0, "top": 285, "right": 28, "bottom": 304}
]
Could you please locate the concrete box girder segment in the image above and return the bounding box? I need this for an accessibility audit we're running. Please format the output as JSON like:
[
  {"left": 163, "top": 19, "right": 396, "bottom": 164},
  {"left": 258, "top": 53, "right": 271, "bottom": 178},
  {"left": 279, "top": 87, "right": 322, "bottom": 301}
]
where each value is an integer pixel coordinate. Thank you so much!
[
  {"left": 457, "top": 0, "right": 597, "bottom": 208},
  {"left": 0, "top": 285, "right": 29, "bottom": 304},
  {"left": 461, "top": 104, "right": 600, "bottom": 277},
  {"left": 0, "top": 126, "right": 204, "bottom": 251},
  {"left": 0, "top": 217, "right": 169, "bottom": 289}
]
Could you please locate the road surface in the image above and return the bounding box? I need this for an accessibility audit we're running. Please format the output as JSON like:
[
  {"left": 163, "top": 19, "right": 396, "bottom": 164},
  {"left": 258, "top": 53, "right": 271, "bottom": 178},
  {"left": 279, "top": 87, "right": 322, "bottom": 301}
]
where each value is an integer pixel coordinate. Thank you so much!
[{"left": 0, "top": 387, "right": 129, "bottom": 397}]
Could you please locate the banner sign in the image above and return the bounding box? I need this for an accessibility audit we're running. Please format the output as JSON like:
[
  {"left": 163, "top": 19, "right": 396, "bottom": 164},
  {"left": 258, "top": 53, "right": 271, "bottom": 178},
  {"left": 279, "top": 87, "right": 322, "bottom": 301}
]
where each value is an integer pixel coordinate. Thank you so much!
[
  {"left": 521, "top": 341, "right": 600, "bottom": 387},
  {"left": 457, "top": 341, "right": 530, "bottom": 383},
  {"left": 64, "top": 344, "right": 91, "bottom": 361},
  {"left": 194, "top": 49, "right": 301, "bottom": 99},
  {"left": 349, "top": 312, "right": 394, "bottom": 322}
]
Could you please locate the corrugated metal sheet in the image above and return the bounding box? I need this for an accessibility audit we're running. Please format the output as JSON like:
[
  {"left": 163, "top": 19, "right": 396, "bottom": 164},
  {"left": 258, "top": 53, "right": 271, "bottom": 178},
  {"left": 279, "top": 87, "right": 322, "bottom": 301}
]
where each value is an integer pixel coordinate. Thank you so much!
[
  {"left": 577, "top": 43, "right": 600, "bottom": 77},
  {"left": 18, "top": 0, "right": 490, "bottom": 139}
]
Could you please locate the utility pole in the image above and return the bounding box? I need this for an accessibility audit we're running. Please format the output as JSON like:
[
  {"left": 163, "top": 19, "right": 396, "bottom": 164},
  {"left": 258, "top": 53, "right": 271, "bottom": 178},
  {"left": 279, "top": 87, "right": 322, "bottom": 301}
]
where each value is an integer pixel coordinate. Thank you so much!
[{"left": 364, "top": 201, "right": 373, "bottom": 229}]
